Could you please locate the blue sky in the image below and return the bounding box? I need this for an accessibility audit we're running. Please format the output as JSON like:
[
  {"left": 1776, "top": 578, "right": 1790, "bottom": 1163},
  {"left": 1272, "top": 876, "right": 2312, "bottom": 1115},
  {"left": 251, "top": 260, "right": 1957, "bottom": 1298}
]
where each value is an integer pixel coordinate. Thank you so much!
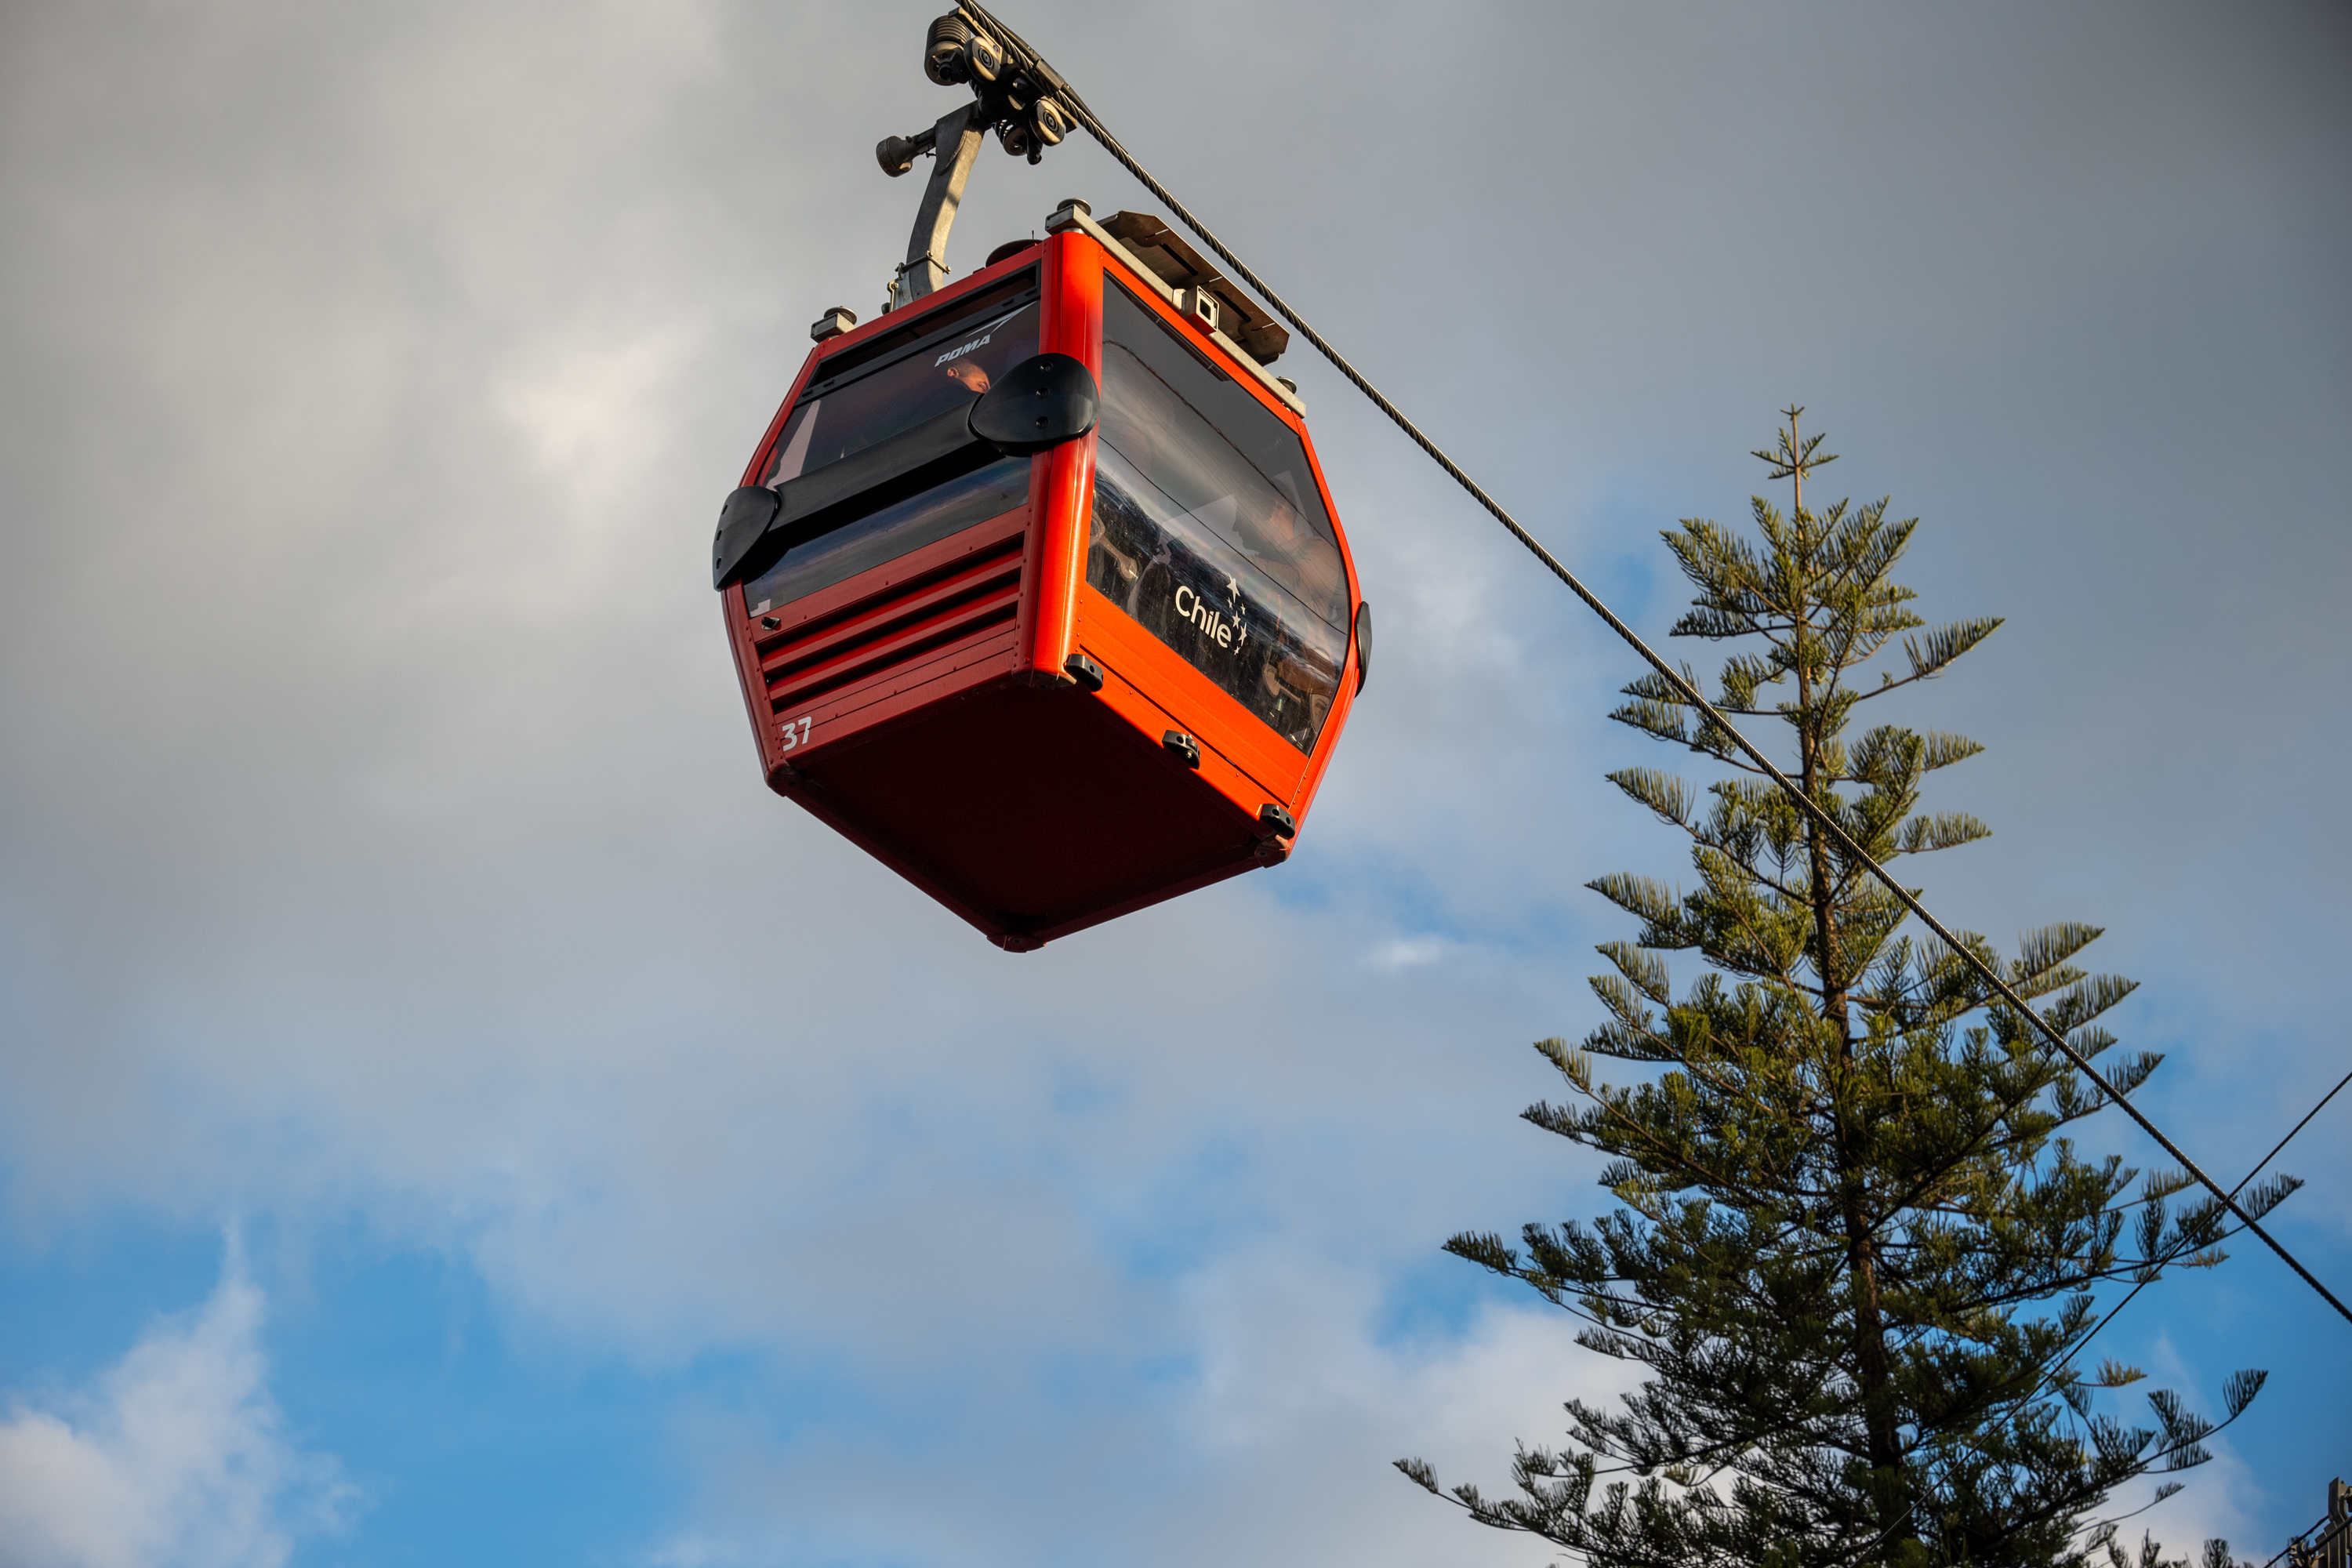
[{"left": 2, "top": 2, "right": 2348, "bottom": 1564}]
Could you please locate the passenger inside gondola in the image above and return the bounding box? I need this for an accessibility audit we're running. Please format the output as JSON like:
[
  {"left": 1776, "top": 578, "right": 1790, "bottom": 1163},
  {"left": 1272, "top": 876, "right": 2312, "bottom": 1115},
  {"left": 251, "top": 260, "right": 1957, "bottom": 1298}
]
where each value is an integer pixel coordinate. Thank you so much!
[
  {"left": 1236, "top": 492, "right": 1345, "bottom": 743},
  {"left": 740, "top": 288, "right": 1041, "bottom": 616},
  {"left": 1085, "top": 281, "right": 1349, "bottom": 752},
  {"left": 764, "top": 292, "right": 1040, "bottom": 488}
]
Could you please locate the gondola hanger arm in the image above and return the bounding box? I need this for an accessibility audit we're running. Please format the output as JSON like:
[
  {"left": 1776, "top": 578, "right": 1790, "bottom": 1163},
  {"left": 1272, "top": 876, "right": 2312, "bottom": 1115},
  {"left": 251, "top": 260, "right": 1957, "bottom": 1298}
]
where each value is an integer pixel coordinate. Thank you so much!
[{"left": 891, "top": 103, "right": 985, "bottom": 305}]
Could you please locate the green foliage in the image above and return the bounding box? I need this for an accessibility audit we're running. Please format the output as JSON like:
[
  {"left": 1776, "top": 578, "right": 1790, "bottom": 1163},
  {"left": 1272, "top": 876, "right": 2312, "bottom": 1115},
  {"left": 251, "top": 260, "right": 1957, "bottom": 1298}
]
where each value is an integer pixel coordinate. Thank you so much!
[{"left": 1400, "top": 414, "right": 2290, "bottom": 1566}]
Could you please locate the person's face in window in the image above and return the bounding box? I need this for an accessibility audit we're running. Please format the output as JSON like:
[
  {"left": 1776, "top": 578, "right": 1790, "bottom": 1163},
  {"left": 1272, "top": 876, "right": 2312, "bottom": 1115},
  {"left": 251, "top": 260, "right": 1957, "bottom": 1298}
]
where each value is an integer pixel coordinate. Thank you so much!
[
  {"left": 1243, "top": 496, "right": 1345, "bottom": 620},
  {"left": 944, "top": 360, "right": 991, "bottom": 394},
  {"left": 1243, "top": 499, "right": 1307, "bottom": 562}
]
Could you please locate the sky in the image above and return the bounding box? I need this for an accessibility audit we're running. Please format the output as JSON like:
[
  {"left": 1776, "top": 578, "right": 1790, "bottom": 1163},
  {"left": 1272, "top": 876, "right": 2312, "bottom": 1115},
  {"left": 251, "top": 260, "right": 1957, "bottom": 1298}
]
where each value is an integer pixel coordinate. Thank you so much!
[{"left": 1, "top": 2, "right": 2347, "bottom": 1565}]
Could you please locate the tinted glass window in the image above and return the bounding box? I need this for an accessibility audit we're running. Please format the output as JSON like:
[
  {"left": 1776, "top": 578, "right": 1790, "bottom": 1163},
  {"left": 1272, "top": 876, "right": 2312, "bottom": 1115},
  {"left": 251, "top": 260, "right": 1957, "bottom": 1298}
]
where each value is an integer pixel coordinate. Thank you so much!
[
  {"left": 1086, "top": 281, "right": 1349, "bottom": 753},
  {"left": 766, "top": 287, "right": 1040, "bottom": 486},
  {"left": 743, "top": 278, "right": 1040, "bottom": 615},
  {"left": 742, "top": 456, "right": 1029, "bottom": 616}
]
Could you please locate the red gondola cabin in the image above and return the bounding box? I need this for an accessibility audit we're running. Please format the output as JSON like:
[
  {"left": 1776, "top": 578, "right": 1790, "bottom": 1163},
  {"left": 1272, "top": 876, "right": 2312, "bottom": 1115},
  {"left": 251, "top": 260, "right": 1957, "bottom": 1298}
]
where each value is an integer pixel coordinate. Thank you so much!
[{"left": 713, "top": 201, "right": 1368, "bottom": 950}]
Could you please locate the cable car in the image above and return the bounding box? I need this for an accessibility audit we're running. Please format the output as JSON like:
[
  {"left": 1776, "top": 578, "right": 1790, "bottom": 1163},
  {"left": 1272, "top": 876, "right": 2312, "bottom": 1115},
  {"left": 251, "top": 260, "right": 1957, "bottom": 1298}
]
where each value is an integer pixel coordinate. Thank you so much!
[
  {"left": 710, "top": 16, "right": 1367, "bottom": 951},
  {"left": 711, "top": 201, "right": 1368, "bottom": 951}
]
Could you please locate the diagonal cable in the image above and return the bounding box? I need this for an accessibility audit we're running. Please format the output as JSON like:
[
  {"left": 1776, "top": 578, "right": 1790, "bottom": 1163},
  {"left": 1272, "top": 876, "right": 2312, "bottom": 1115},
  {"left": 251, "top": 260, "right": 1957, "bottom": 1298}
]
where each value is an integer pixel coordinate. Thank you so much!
[
  {"left": 2259, "top": 1512, "right": 2343, "bottom": 1568},
  {"left": 953, "top": 0, "right": 2352, "bottom": 1330},
  {"left": 2050, "top": 1065, "right": 2352, "bottom": 1385}
]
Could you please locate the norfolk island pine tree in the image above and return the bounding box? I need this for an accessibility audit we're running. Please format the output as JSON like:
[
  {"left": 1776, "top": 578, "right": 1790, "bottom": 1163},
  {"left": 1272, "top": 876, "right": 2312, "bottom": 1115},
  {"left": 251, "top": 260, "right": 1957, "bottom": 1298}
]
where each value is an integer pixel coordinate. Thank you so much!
[{"left": 1398, "top": 413, "right": 2295, "bottom": 1568}]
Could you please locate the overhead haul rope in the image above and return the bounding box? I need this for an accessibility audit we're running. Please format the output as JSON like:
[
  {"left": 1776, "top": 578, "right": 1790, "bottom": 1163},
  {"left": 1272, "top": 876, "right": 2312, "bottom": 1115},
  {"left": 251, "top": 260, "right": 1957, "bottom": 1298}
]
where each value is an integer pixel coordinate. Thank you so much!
[
  {"left": 2259, "top": 1509, "right": 2349, "bottom": 1568},
  {"left": 2049, "top": 1065, "right": 2352, "bottom": 1385},
  {"left": 951, "top": 1, "right": 2352, "bottom": 1330}
]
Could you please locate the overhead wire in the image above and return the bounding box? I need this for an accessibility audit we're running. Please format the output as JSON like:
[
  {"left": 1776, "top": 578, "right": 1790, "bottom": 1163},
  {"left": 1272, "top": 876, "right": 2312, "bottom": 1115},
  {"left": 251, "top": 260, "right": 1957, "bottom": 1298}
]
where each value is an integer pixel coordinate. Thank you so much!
[
  {"left": 950, "top": 0, "right": 2352, "bottom": 1331},
  {"left": 2050, "top": 1065, "right": 2352, "bottom": 1389},
  {"left": 2259, "top": 1511, "right": 2343, "bottom": 1568}
]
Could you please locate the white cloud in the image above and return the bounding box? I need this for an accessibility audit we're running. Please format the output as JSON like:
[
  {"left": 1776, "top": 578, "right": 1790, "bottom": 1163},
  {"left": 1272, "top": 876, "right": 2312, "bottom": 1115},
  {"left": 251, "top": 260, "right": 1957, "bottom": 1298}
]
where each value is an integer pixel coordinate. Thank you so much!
[
  {"left": 2086, "top": 1442, "right": 2265, "bottom": 1568},
  {"left": 1367, "top": 935, "right": 1454, "bottom": 971},
  {"left": 492, "top": 321, "right": 699, "bottom": 521},
  {"left": 0, "top": 1241, "right": 348, "bottom": 1568},
  {"left": 640, "top": 1252, "right": 1620, "bottom": 1568},
  {"left": 2078, "top": 1332, "right": 2270, "bottom": 1565}
]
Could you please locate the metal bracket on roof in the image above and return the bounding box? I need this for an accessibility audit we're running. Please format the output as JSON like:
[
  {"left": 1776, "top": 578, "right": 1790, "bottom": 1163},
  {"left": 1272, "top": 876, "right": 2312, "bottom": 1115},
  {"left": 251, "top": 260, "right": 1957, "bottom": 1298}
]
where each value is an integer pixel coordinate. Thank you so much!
[
  {"left": 890, "top": 104, "right": 987, "bottom": 307},
  {"left": 1094, "top": 211, "right": 1288, "bottom": 367},
  {"left": 1046, "top": 199, "right": 1305, "bottom": 418}
]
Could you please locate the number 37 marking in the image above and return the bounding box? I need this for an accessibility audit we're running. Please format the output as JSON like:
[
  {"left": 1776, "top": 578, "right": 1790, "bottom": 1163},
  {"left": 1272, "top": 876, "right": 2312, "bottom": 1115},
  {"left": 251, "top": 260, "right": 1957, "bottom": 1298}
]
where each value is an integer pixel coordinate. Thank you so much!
[{"left": 779, "top": 716, "right": 813, "bottom": 753}]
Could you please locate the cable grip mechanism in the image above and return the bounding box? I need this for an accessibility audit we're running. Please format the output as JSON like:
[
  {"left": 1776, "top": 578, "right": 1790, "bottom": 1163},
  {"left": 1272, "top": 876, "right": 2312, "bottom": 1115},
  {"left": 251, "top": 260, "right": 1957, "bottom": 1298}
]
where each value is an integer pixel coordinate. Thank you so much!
[{"left": 871, "top": 9, "right": 1077, "bottom": 308}]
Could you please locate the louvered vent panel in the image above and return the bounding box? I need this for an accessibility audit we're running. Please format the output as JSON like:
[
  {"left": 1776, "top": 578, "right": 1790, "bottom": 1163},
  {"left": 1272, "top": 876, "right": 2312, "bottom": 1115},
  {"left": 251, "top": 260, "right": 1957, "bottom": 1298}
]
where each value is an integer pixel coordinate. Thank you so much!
[{"left": 757, "top": 532, "right": 1025, "bottom": 715}]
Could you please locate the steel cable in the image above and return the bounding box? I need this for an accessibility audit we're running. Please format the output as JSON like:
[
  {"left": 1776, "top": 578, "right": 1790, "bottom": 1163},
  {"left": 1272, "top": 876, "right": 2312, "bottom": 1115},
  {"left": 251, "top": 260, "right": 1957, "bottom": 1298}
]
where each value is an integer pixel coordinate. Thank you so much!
[
  {"left": 952, "top": 0, "right": 2352, "bottom": 1331},
  {"left": 2049, "top": 1065, "right": 2352, "bottom": 1388},
  {"left": 2259, "top": 1511, "right": 2344, "bottom": 1568}
]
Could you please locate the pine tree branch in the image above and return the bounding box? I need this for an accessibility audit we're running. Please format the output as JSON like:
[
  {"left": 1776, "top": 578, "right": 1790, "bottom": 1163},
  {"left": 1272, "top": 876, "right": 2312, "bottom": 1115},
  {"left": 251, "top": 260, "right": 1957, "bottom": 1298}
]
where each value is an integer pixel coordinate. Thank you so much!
[
  {"left": 2039, "top": 1068, "right": 2349, "bottom": 1396},
  {"left": 1531, "top": 1088, "right": 1780, "bottom": 1213}
]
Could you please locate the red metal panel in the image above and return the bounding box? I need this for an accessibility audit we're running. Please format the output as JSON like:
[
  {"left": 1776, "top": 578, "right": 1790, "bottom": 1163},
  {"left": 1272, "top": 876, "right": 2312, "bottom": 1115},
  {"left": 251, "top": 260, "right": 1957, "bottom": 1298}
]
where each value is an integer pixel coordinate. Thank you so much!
[
  {"left": 1073, "top": 586, "right": 1304, "bottom": 809},
  {"left": 1020, "top": 232, "right": 1103, "bottom": 683},
  {"left": 765, "top": 630, "right": 1023, "bottom": 796},
  {"left": 1025, "top": 850, "right": 1269, "bottom": 948},
  {"left": 739, "top": 507, "right": 1029, "bottom": 771},
  {"left": 780, "top": 676, "right": 1267, "bottom": 947},
  {"left": 1075, "top": 630, "right": 1296, "bottom": 818},
  {"left": 760, "top": 555, "right": 1021, "bottom": 710}
]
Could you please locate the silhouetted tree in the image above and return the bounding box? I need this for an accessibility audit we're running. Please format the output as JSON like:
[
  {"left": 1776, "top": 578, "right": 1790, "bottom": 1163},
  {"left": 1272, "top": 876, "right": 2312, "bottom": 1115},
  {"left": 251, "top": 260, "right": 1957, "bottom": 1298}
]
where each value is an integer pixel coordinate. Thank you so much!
[{"left": 1399, "top": 413, "right": 2287, "bottom": 1568}]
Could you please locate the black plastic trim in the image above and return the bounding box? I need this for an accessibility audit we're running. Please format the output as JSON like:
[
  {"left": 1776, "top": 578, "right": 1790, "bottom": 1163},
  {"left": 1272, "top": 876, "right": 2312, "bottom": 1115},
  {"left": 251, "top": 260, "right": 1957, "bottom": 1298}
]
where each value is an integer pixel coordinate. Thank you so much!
[
  {"left": 715, "top": 403, "right": 996, "bottom": 588},
  {"left": 970, "top": 353, "right": 1099, "bottom": 454}
]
